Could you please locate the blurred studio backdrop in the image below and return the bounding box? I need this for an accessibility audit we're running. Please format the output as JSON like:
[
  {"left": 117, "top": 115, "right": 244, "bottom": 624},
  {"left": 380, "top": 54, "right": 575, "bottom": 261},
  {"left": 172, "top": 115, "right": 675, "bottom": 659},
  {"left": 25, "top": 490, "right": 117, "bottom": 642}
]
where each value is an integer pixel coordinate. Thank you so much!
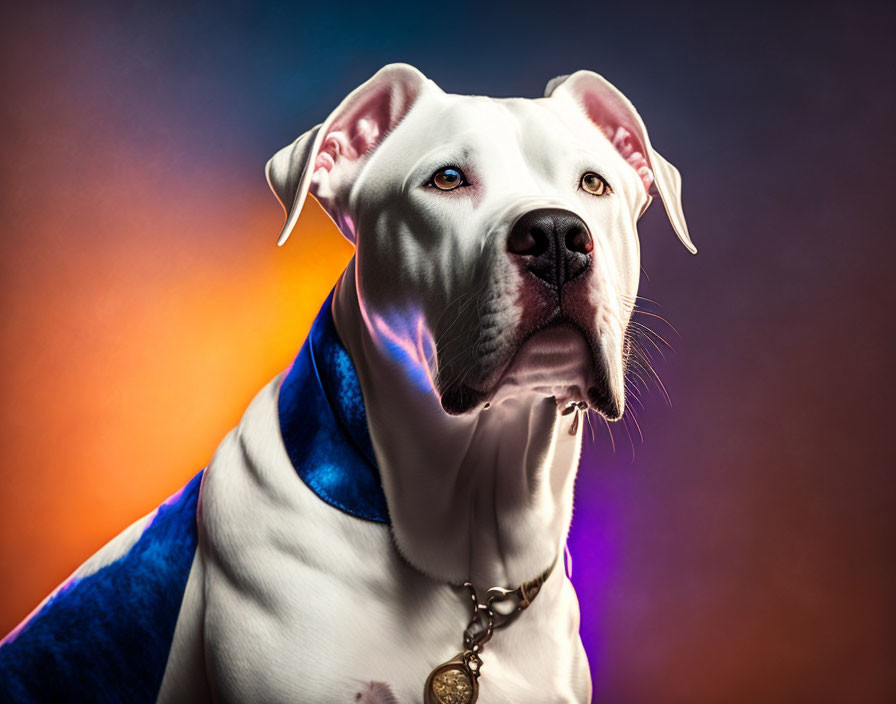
[{"left": 1, "top": 1, "right": 893, "bottom": 702}]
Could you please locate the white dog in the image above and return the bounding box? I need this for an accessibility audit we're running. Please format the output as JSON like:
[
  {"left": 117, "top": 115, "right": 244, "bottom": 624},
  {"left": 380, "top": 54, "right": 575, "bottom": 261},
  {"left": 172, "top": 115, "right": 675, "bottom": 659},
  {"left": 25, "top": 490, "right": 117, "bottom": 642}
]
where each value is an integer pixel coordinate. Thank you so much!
[{"left": 0, "top": 64, "right": 694, "bottom": 703}]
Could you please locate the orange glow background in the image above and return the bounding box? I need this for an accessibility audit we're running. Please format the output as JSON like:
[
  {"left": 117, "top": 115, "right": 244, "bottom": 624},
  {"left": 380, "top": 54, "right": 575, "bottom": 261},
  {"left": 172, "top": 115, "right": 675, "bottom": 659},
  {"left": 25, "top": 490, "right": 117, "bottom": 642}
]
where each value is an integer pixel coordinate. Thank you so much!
[
  {"left": 0, "top": 12, "right": 353, "bottom": 613},
  {"left": 0, "top": 166, "right": 350, "bottom": 622}
]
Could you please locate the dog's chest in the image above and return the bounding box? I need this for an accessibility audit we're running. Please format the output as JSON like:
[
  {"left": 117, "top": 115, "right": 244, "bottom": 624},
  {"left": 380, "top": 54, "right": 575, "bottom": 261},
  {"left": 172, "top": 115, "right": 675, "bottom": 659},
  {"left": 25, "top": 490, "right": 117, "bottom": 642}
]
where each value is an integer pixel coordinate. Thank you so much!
[
  {"left": 195, "top": 380, "right": 589, "bottom": 703},
  {"left": 202, "top": 539, "right": 584, "bottom": 704}
]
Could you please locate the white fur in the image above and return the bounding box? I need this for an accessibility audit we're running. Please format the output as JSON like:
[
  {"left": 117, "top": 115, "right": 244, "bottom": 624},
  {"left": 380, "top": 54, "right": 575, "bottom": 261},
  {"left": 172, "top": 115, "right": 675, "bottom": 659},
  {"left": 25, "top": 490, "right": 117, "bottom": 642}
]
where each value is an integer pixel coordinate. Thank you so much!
[
  {"left": 157, "top": 377, "right": 587, "bottom": 702},
  {"left": 154, "top": 64, "right": 693, "bottom": 702}
]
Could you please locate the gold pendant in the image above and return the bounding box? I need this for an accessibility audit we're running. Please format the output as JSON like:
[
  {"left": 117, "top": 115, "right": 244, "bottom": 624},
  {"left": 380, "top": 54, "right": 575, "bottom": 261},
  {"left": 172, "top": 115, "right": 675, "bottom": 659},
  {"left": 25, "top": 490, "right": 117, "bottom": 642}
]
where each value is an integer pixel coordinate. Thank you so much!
[{"left": 424, "top": 652, "right": 479, "bottom": 704}]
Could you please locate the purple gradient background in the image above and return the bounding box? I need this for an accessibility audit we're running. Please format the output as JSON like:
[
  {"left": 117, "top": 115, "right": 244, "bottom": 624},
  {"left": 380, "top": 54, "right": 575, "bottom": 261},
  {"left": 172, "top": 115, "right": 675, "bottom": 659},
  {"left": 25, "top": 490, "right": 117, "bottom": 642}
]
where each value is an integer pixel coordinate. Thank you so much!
[{"left": 1, "top": 1, "right": 894, "bottom": 701}]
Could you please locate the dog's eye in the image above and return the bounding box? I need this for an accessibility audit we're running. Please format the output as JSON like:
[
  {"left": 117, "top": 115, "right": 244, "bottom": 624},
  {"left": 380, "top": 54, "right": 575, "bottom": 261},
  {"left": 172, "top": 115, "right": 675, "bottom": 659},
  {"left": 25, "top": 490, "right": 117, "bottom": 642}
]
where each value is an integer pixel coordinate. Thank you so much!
[
  {"left": 581, "top": 172, "right": 611, "bottom": 196},
  {"left": 429, "top": 167, "right": 468, "bottom": 191}
]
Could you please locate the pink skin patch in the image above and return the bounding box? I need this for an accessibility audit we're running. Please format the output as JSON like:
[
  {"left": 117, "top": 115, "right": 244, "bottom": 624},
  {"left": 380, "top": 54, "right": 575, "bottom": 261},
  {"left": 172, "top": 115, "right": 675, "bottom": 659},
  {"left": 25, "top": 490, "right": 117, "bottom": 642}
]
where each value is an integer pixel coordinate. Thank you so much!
[{"left": 354, "top": 681, "right": 398, "bottom": 704}]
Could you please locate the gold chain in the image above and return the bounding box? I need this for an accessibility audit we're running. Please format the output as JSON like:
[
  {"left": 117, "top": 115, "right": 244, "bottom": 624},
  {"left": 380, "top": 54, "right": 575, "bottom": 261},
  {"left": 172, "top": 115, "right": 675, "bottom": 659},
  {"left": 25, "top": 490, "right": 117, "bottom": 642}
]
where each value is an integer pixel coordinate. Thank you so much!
[{"left": 424, "top": 557, "right": 558, "bottom": 704}]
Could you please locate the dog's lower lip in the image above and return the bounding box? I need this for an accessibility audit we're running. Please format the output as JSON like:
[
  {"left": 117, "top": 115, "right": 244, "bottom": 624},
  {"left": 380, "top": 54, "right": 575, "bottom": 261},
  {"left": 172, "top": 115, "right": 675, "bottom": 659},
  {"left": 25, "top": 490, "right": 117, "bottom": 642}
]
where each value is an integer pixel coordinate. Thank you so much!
[
  {"left": 588, "top": 385, "right": 620, "bottom": 420},
  {"left": 466, "top": 322, "right": 597, "bottom": 406},
  {"left": 440, "top": 320, "right": 609, "bottom": 414},
  {"left": 440, "top": 383, "right": 488, "bottom": 415}
]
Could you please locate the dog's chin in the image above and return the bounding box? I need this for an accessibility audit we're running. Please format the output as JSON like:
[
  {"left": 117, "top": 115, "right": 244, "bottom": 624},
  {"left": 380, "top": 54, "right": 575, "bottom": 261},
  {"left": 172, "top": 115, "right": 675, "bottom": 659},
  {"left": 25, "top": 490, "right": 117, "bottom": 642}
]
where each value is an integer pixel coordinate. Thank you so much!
[{"left": 439, "top": 323, "right": 623, "bottom": 419}]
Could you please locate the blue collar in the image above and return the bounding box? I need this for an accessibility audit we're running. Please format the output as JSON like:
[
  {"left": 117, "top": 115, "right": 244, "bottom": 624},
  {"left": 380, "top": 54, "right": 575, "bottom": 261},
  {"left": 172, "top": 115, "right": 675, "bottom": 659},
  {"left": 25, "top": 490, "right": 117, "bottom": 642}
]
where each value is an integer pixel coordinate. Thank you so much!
[{"left": 277, "top": 291, "right": 390, "bottom": 524}]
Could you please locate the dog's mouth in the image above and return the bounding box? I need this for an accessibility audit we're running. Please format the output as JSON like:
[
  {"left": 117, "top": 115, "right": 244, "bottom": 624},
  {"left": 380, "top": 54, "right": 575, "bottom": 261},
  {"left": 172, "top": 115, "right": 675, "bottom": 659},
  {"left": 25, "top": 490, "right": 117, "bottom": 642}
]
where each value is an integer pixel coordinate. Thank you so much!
[{"left": 439, "top": 319, "right": 620, "bottom": 419}]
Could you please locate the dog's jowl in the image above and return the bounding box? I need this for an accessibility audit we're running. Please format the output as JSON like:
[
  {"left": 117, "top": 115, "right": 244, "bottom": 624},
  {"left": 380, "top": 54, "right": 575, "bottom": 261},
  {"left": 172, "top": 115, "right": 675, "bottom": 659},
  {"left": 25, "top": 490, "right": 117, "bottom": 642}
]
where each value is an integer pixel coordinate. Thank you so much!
[{"left": 0, "top": 64, "right": 694, "bottom": 703}]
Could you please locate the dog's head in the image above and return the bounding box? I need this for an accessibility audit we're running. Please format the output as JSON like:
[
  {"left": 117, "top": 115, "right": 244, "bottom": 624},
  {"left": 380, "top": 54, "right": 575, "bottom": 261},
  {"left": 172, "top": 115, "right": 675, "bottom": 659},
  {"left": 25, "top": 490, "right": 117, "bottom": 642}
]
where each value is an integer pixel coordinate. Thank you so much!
[{"left": 267, "top": 64, "right": 694, "bottom": 420}]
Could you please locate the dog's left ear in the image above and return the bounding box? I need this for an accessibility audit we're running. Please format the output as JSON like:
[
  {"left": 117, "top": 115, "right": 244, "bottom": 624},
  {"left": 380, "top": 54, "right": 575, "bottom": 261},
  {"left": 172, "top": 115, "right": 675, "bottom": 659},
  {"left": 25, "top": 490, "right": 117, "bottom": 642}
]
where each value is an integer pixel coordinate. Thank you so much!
[
  {"left": 267, "top": 63, "right": 430, "bottom": 245},
  {"left": 545, "top": 71, "right": 696, "bottom": 254}
]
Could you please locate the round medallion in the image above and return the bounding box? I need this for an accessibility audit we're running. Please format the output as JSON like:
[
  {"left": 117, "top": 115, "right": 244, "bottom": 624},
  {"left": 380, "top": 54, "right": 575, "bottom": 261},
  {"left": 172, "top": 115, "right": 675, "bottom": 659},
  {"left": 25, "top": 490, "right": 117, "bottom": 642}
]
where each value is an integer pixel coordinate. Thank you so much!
[{"left": 424, "top": 658, "right": 478, "bottom": 704}]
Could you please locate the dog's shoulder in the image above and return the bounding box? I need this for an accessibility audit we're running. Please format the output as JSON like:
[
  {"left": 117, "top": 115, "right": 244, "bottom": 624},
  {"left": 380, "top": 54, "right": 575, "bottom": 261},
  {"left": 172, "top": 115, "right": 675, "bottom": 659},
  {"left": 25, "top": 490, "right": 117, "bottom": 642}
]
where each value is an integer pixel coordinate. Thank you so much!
[{"left": 198, "top": 373, "right": 387, "bottom": 580}]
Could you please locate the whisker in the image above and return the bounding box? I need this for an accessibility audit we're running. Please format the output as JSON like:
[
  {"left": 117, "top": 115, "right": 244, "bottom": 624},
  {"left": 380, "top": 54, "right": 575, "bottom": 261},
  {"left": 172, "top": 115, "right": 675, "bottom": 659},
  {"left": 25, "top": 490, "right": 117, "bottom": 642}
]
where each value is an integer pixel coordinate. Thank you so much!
[
  {"left": 629, "top": 322, "right": 672, "bottom": 354},
  {"left": 632, "top": 310, "right": 681, "bottom": 337},
  {"left": 602, "top": 415, "right": 616, "bottom": 453},
  {"left": 621, "top": 413, "right": 636, "bottom": 463},
  {"left": 630, "top": 358, "right": 672, "bottom": 407},
  {"left": 627, "top": 410, "right": 644, "bottom": 443}
]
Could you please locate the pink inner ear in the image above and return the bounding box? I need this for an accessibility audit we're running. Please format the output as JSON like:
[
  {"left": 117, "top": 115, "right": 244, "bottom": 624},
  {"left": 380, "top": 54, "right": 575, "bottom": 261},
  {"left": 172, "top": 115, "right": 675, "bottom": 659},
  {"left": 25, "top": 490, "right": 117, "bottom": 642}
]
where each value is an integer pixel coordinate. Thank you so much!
[
  {"left": 315, "top": 80, "right": 415, "bottom": 175},
  {"left": 351, "top": 116, "right": 382, "bottom": 155},
  {"left": 582, "top": 93, "right": 655, "bottom": 195},
  {"left": 315, "top": 131, "right": 349, "bottom": 173},
  {"left": 610, "top": 126, "right": 655, "bottom": 194}
]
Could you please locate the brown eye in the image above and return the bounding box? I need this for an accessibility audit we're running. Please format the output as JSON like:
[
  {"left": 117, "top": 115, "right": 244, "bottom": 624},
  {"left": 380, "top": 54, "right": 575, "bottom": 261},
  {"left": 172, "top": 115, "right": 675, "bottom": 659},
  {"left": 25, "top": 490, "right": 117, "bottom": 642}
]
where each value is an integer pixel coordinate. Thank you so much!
[
  {"left": 581, "top": 172, "right": 610, "bottom": 196},
  {"left": 430, "top": 167, "right": 467, "bottom": 191}
]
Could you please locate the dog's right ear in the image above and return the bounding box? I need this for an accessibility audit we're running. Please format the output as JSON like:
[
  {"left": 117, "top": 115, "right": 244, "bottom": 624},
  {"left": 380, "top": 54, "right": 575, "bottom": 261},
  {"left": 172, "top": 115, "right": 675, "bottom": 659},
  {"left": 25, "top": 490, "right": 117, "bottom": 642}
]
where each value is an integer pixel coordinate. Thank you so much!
[
  {"left": 545, "top": 71, "right": 696, "bottom": 254},
  {"left": 266, "top": 63, "right": 430, "bottom": 246}
]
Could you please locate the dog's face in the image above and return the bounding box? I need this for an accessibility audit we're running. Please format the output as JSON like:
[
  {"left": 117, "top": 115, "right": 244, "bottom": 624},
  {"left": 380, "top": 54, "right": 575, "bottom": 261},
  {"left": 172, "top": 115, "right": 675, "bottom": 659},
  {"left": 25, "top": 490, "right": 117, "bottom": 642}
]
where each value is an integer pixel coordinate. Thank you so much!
[{"left": 268, "top": 65, "right": 694, "bottom": 419}]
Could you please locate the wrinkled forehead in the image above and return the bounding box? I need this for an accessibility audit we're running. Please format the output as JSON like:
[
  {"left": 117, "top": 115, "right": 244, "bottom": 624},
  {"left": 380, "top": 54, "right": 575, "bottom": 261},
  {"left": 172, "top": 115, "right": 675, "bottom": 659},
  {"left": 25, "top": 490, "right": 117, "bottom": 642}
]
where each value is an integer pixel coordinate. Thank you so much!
[{"left": 374, "top": 92, "right": 625, "bottom": 179}]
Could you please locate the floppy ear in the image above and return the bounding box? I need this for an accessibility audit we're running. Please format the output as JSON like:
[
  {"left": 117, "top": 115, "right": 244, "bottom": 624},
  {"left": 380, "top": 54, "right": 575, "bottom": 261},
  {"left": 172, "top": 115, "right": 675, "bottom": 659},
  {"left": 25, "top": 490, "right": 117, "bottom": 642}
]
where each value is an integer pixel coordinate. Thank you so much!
[
  {"left": 266, "top": 63, "right": 430, "bottom": 245},
  {"left": 545, "top": 71, "right": 696, "bottom": 254}
]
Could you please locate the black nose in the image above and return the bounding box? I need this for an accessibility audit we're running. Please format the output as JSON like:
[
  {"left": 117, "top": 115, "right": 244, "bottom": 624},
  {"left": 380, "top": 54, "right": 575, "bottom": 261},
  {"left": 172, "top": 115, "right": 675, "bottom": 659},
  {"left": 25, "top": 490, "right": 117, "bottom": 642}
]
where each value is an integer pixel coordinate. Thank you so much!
[{"left": 507, "top": 208, "right": 593, "bottom": 288}]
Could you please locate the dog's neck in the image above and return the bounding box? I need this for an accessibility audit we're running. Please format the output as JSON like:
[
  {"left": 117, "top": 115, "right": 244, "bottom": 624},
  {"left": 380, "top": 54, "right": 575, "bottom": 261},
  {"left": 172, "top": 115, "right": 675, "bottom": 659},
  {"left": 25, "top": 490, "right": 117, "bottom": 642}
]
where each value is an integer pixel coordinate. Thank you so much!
[{"left": 332, "top": 264, "right": 583, "bottom": 589}]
